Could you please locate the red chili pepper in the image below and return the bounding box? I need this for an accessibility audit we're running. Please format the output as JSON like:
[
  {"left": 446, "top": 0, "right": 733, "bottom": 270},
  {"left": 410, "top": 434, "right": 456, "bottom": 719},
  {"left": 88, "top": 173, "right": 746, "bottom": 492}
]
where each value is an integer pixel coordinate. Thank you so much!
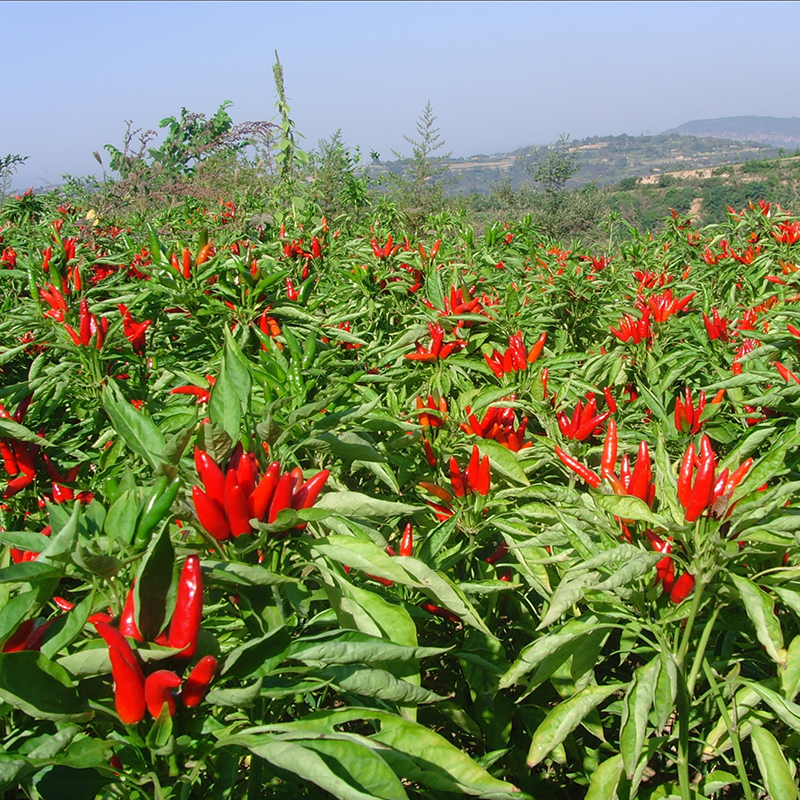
[
  {"left": 196, "top": 243, "right": 214, "bottom": 266},
  {"left": 168, "top": 555, "right": 202, "bottom": 659},
  {"left": 527, "top": 332, "right": 547, "bottom": 364},
  {"left": 144, "top": 670, "right": 182, "bottom": 718},
  {"left": 476, "top": 453, "right": 491, "bottom": 496},
  {"left": 291, "top": 469, "right": 330, "bottom": 511},
  {"left": 399, "top": 523, "right": 413, "bottom": 557},
  {"left": 669, "top": 572, "right": 695, "bottom": 604},
  {"left": 426, "top": 501, "right": 454, "bottom": 521},
  {"left": 554, "top": 445, "right": 601, "bottom": 488},
  {"left": 119, "top": 584, "right": 143, "bottom": 640},
  {"left": 677, "top": 443, "right": 695, "bottom": 509},
  {"left": 0, "top": 440, "right": 18, "bottom": 475},
  {"left": 181, "top": 655, "right": 218, "bottom": 707},
  {"left": 194, "top": 449, "right": 225, "bottom": 506},
  {"left": 192, "top": 486, "right": 231, "bottom": 541},
  {"left": 420, "top": 602, "right": 460, "bottom": 623},
  {"left": 267, "top": 472, "right": 294, "bottom": 524},
  {"left": 250, "top": 461, "right": 280, "bottom": 520},
  {"left": 601, "top": 418, "right": 617, "bottom": 478},
  {"left": 684, "top": 437, "right": 715, "bottom": 522},
  {"left": 182, "top": 247, "right": 192, "bottom": 279},
  {"left": 94, "top": 621, "right": 146, "bottom": 725},
  {"left": 449, "top": 456, "right": 467, "bottom": 498},
  {"left": 422, "top": 437, "right": 437, "bottom": 468}
]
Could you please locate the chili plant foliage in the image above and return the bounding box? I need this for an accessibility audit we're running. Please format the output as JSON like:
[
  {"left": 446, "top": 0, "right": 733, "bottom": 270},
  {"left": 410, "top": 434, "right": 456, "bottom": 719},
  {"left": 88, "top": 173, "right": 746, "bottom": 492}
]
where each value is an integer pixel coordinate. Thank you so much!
[{"left": 2, "top": 186, "right": 800, "bottom": 800}]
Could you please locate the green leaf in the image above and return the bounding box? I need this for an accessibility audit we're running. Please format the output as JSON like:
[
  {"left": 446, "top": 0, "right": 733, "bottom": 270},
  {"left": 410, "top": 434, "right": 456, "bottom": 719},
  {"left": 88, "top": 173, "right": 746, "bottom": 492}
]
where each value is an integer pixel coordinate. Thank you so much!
[
  {"left": 41, "top": 590, "right": 95, "bottom": 660},
  {"left": 499, "top": 616, "right": 600, "bottom": 690},
  {"left": 593, "top": 494, "right": 664, "bottom": 527},
  {"left": 223, "top": 327, "right": 253, "bottom": 404},
  {"left": 620, "top": 656, "right": 661, "bottom": 778},
  {"left": 781, "top": 635, "right": 800, "bottom": 701},
  {"left": 751, "top": 725, "right": 798, "bottom": 800},
  {"left": 320, "top": 665, "right": 444, "bottom": 704},
  {"left": 743, "top": 680, "right": 800, "bottom": 733},
  {"left": 731, "top": 574, "right": 786, "bottom": 666},
  {"left": 288, "top": 630, "right": 446, "bottom": 665},
  {"left": 527, "top": 683, "right": 621, "bottom": 766},
  {"left": 205, "top": 679, "right": 262, "bottom": 707},
  {"left": 221, "top": 627, "right": 291, "bottom": 680},
  {"left": 103, "top": 489, "right": 140, "bottom": 548},
  {"left": 102, "top": 380, "right": 165, "bottom": 470},
  {"left": 398, "top": 557, "right": 496, "bottom": 638},
  {"left": 204, "top": 560, "right": 294, "bottom": 586},
  {"left": 474, "top": 440, "right": 529, "bottom": 485},
  {"left": 223, "top": 732, "right": 409, "bottom": 800},
  {"left": 0, "top": 652, "right": 90, "bottom": 721},
  {"left": 585, "top": 753, "right": 623, "bottom": 800},
  {"left": 134, "top": 525, "right": 175, "bottom": 641},
  {"left": 0, "top": 419, "right": 53, "bottom": 446},
  {"left": 315, "top": 493, "right": 422, "bottom": 518},
  {"left": 208, "top": 360, "right": 241, "bottom": 441},
  {"left": 538, "top": 574, "right": 599, "bottom": 630}
]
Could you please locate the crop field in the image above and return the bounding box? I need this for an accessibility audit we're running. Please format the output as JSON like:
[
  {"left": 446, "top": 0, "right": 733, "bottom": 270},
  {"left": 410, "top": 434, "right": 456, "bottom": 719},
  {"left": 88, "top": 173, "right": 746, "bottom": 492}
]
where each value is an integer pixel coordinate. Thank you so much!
[{"left": 2, "top": 125, "right": 800, "bottom": 800}]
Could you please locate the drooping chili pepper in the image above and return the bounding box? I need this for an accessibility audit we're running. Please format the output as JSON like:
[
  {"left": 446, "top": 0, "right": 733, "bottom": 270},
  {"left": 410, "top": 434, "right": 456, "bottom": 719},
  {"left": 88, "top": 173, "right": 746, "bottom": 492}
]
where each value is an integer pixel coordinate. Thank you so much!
[
  {"left": 267, "top": 472, "right": 294, "bottom": 524},
  {"left": 554, "top": 445, "right": 601, "bottom": 488},
  {"left": 292, "top": 470, "right": 330, "bottom": 511},
  {"left": 167, "top": 555, "right": 202, "bottom": 659},
  {"left": 420, "top": 602, "right": 460, "bottom": 623},
  {"left": 194, "top": 449, "right": 226, "bottom": 506},
  {"left": 144, "top": 670, "right": 182, "bottom": 718},
  {"left": 422, "top": 437, "right": 437, "bottom": 468},
  {"left": 669, "top": 572, "right": 695, "bottom": 604},
  {"left": 181, "top": 655, "right": 218, "bottom": 707},
  {"left": 94, "top": 621, "right": 146, "bottom": 725}
]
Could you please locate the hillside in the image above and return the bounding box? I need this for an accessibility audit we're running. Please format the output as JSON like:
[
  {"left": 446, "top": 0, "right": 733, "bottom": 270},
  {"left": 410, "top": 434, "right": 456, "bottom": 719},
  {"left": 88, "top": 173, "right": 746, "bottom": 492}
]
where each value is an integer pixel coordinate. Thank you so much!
[
  {"left": 368, "top": 133, "right": 781, "bottom": 197},
  {"left": 663, "top": 115, "right": 800, "bottom": 148}
]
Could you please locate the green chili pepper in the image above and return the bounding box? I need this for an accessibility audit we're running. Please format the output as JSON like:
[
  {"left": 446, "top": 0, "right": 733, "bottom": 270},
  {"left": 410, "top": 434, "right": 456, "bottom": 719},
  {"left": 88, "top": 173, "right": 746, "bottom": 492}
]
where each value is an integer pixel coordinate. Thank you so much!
[
  {"left": 135, "top": 477, "right": 181, "bottom": 548},
  {"left": 301, "top": 331, "right": 317, "bottom": 370},
  {"left": 132, "top": 476, "right": 168, "bottom": 550}
]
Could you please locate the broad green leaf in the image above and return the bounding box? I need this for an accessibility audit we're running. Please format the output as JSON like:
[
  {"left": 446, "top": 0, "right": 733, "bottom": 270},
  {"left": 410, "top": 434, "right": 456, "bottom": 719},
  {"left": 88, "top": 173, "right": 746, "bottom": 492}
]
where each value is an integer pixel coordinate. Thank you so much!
[
  {"left": 103, "top": 489, "right": 140, "bottom": 548},
  {"left": 397, "top": 557, "right": 495, "bottom": 638},
  {"left": 0, "top": 591, "right": 39, "bottom": 649},
  {"left": 751, "top": 725, "right": 798, "bottom": 800},
  {"left": 653, "top": 649, "right": 678, "bottom": 731},
  {"left": 221, "top": 627, "right": 291, "bottom": 680},
  {"left": 204, "top": 560, "right": 294, "bottom": 586},
  {"left": 205, "top": 679, "right": 262, "bottom": 707},
  {"left": 102, "top": 380, "right": 165, "bottom": 470},
  {"left": 33, "top": 765, "right": 111, "bottom": 800},
  {"left": 591, "top": 550, "right": 663, "bottom": 592},
  {"left": 527, "top": 684, "right": 621, "bottom": 766},
  {"left": 208, "top": 361, "right": 241, "bottom": 441},
  {"left": 288, "top": 630, "right": 446, "bottom": 665},
  {"left": 0, "top": 419, "right": 53, "bottom": 446},
  {"left": 731, "top": 575, "right": 786, "bottom": 666},
  {"left": 37, "top": 502, "right": 81, "bottom": 566},
  {"left": 313, "top": 537, "right": 414, "bottom": 585},
  {"left": 538, "top": 573, "right": 599, "bottom": 629},
  {"left": 320, "top": 665, "right": 443, "bottom": 704},
  {"left": 620, "top": 656, "right": 661, "bottom": 778},
  {"left": 474, "top": 440, "right": 529, "bottom": 485},
  {"left": 258, "top": 708, "right": 519, "bottom": 796},
  {"left": 743, "top": 680, "right": 800, "bottom": 733},
  {"left": 223, "top": 326, "right": 252, "bottom": 404},
  {"left": 781, "top": 636, "right": 800, "bottom": 700},
  {"left": 0, "top": 652, "right": 90, "bottom": 721},
  {"left": 0, "top": 562, "right": 60, "bottom": 585},
  {"left": 41, "top": 590, "right": 95, "bottom": 660},
  {"left": 585, "top": 753, "right": 623, "bottom": 800},
  {"left": 593, "top": 494, "right": 664, "bottom": 527},
  {"left": 134, "top": 525, "right": 175, "bottom": 641},
  {"left": 0, "top": 530, "right": 49, "bottom": 552},
  {"left": 314, "top": 492, "right": 422, "bottom": 517},
  {"left": 500, "top": 616, "right": 600, "bottom": 689},
  {"left": 226, "top": 731, "right": 409, "bottom": 800}
]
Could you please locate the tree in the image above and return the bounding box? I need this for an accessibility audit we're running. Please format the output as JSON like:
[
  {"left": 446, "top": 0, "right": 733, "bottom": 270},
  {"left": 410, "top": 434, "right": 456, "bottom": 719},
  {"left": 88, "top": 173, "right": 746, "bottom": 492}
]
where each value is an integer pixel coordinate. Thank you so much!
[
  {"left": 388, "top": 103, "right": 452, "bottom": 228},
  {"left": 526, "top": 134, "right": 580, "bottom": 196},
  {"left": 310, "top": 131, "right": 369, "bottom": 218}
]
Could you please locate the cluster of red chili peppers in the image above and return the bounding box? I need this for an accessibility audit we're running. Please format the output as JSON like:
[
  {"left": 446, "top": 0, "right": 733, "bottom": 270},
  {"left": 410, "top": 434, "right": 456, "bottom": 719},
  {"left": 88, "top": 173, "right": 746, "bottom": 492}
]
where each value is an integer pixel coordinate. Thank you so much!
[
  {"left": 678, "top": 435, "right": 752, "bottom": 522},
  {"left": 461, "top": 403, "right": 531, "bottom": 452},
  {"left": 483, "top": 331, "right": 546, "bottom": 378},
  {"left": 556, "top": 392, "right": 610, "bottom": 442},
  {"left": 94, "top": 556, "right": 217, "bottom": 723},
  {"left": 192, "top": 447, "right": 329, "bottom": 540},
  {"left": 416, "top": 395, "right": 447, "bottom": 429},
  {"left": 673, "top": 387, "right": 724, "bottom": 434},
  {"left": 405, "top": 322, "right": 466, "bottom": 362}
]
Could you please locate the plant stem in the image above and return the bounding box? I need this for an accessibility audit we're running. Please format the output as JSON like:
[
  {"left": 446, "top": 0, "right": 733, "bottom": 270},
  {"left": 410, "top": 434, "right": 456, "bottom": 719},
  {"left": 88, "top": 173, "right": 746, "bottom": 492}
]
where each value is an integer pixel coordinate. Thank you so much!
[{"left": 702, "top": 659, "right": 755, "bottom": 800}]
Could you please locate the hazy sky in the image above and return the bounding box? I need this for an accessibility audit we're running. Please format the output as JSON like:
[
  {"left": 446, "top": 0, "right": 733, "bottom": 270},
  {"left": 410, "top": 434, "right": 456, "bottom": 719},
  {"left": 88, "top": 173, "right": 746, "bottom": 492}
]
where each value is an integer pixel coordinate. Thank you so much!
[{"left": 4, "top": 1, "right": 800, "bottom": 189}]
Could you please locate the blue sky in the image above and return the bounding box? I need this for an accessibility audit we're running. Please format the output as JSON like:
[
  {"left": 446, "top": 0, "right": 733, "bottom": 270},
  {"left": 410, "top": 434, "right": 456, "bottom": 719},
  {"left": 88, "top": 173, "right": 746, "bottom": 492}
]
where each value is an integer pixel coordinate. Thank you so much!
[{"left": 4, "top": 1, "right": 800, "bottom": 189}]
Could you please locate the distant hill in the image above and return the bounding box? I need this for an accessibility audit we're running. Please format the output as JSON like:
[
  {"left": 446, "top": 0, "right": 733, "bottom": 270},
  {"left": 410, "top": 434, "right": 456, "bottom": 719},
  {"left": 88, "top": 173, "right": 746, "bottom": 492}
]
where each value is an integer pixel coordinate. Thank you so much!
[
  {"left": 367, "top": 132, "right": 780, "bottom": 196},
  {"left": 662, "top": 116, "right": 800, "bottom": 149}
]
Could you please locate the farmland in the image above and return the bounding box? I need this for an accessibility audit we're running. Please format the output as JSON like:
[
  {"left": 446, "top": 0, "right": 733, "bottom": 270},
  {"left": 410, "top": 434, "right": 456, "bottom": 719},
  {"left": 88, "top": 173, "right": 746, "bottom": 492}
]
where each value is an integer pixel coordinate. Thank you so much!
[{"left": 1, "top": 101, "right": 800, "bottom": 800}]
